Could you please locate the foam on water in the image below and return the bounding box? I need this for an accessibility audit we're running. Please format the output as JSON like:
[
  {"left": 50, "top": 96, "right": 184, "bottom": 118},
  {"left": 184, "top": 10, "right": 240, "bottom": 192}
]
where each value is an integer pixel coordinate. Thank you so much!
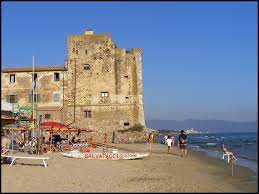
[{"left": 158, "top": 131, "right": 257, "bottom": 173}]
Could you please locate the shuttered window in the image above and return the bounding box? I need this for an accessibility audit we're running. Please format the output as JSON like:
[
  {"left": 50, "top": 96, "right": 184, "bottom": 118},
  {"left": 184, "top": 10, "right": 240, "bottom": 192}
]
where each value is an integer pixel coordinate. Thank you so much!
[
  {"left": 6, "top": 95, "right": 17, "bottom": 103},
  {"left": 54, "top": 73, "right": 60, "bottom": 82},
  {"left": 28, "top": 94, "right": 40, "bottom": 103},
  {"left": 84, "top": 111, "right": 92, "bottom": 118},
  {"left": 9, "top": 74, "right": 15, "bottom": 83},
  {"left": 53, "top": 93, "right": 60, "bottom": 102}
]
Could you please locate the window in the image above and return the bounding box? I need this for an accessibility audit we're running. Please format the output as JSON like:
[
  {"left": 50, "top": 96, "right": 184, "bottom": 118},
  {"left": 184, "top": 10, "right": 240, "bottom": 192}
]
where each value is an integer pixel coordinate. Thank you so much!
[
  {"left": 84, "top": 111, "right": 92, "bottom": 118},
  {"left": 28, "top": 94, "right": 40, "bottom": 103},
  {"left": 6, "top": 95, "right": 17, "bottom": 103},
  {"left": 85, "top": 50, "right": 88, "bottom": 54},
  {"left": 9, "top": 74, "right": 15, "bottom": 83},
  {"left": 32, "top": 73, "right": 37, "bottom": 81},
  {"left": 125, "top": 97, "right": 129, "bottom": 99},
  {"left": 101, "top": 92, "right": 109, "bottom": 97},
  {"left": 39, "top": 115, "right": 43, "bottom": 124},
  {"left": 75, "top": 50, "right": 78, "bottom": 54},
  {"left": 54, "top": 73, "right": 60, "bottom": 82},
  {"left": 124, "top": 76, "right": 129, "bottom": 78},
  {"left": 83, "top": 64, "right": 90, "bottom": 70},
  {"left": 53, "top": 93, "right": 60, "bottom": 102},
  {"left": 45, "top": 114, "right": 51, "bottom": 119},
  {"left": 124, "top": 122, "right": 130, "bottom": 126}
]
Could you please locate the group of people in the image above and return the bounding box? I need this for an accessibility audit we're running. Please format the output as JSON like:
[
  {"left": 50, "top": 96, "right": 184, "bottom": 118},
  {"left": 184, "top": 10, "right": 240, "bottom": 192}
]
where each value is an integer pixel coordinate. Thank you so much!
[
  {"left": 164, "top": 130, "right": 188, "bottom": 157},
  {"left": 146, "top": 130, "right": 188, "bottom": 157}
]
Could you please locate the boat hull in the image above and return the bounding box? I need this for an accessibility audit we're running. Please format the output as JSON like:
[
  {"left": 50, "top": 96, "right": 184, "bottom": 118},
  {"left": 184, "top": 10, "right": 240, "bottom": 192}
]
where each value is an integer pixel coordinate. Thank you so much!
[{"left": 61, "top": 151, "right": 149, "bottom": 160}]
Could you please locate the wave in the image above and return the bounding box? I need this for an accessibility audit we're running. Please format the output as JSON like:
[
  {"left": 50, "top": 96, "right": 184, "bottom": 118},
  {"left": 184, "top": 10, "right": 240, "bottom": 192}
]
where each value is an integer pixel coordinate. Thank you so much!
[
  {"left": 238, "top": 156, "right": 258, "bottom": 161},
  {"left": 191, "top": 145, "right": 200, "bottom": 148},
  {"left": 206, "top": 143, "right": 217, "bottom": 145}
]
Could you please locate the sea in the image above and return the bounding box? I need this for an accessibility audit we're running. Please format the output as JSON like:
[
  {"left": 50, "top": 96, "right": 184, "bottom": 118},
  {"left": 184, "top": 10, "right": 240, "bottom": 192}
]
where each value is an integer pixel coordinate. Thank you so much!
[{"left": 157, "top": 131, "right": 257, "bottom": 174}]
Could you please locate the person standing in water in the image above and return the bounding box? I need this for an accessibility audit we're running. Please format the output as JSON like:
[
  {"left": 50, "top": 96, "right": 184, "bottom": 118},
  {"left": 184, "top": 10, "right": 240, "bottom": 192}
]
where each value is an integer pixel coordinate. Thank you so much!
[{"left": 178, "top": 130, "right": 188, "bottom": 157}]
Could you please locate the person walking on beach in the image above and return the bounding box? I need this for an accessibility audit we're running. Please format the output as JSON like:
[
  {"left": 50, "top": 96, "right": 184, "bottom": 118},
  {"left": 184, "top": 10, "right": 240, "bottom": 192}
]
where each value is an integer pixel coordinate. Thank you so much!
[
  {"left": 171, "top": 133, "right": 175, "bottom": 147},
  {"left": 104, "top": 133, "right": 108, "bottom": 143},
  {"left": 147, "top": 132, "right": 154, "bottom": 150},
  {"left": 166, "top": 135, "right": 173, "bottom": 153},
  {"left": 164, "top": 134, "right": 168, "bottom": 146},
  {"left": 178, "top": 130, "right": 188, "bottom": 157}
]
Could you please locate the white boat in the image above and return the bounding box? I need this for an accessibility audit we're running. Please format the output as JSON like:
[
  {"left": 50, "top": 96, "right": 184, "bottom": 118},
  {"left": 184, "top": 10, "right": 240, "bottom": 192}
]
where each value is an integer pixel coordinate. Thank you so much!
[{"left": 61, "top": 150, "right": 149, "bottom": 160}]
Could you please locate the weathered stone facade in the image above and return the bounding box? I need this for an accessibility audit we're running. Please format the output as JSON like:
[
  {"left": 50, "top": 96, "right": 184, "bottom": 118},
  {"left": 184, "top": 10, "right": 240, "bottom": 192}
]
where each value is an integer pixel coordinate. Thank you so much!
[{"left": 1, "top": 30, "right": 145, "bottom": 132}]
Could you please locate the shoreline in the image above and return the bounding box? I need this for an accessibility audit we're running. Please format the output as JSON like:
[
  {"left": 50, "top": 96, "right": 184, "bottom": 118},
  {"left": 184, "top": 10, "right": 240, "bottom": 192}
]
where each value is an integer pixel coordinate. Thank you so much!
[
  {"left": 1, "top": 143, "right": 257, "bottom": 192},
  {"left": 189, "top": 146, "right": 258, "bottom": 174}
]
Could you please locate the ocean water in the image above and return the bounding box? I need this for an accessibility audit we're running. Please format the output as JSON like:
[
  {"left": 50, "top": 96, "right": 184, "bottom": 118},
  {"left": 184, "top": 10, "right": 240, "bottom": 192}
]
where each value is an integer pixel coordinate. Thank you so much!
[{"left": 157, "top": 132, "right": 257, "bottom": 173}]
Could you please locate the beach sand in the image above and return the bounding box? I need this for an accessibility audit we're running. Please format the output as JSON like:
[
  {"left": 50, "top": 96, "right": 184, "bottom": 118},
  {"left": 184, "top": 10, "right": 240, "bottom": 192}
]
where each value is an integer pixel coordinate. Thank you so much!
[{"left": 1, "top": 143, "right": 257, "bottom": 192}]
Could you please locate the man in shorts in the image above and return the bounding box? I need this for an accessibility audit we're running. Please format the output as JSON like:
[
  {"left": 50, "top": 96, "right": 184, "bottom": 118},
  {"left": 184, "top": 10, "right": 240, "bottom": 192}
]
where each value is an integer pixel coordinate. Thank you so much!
[{"left": 178, "top": 130, "right": 187, "bottom": 157}]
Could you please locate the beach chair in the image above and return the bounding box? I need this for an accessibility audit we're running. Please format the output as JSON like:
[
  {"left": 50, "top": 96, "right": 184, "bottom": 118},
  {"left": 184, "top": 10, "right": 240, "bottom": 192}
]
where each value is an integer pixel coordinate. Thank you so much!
[
  {"left": 2, "top": 155, "right": 50, "bottom": 168},
  {"left": 222, "top": 151, "right": 231, "bottom": 163}
]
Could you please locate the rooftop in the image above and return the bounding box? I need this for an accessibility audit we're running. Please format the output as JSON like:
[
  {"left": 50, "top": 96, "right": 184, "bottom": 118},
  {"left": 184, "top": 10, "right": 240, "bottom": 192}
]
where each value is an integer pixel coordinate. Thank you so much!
[{"left": 2, "top": 66, "right": 67, "bottom": 73}]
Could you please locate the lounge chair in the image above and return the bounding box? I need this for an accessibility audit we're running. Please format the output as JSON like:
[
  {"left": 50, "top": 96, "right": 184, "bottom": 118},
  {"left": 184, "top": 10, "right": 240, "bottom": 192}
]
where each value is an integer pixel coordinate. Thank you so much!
[
  {"left": 222, "top": 151, "right": 231, "bottom": 163},
  {"left": 2, "top": 155, "right": 50, "bottom": 168}
]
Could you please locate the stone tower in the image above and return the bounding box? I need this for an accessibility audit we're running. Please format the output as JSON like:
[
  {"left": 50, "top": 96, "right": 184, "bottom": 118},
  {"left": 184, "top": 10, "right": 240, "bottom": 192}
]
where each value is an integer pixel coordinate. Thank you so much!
[{"left": 63, "top": 30, "right": 145, "bottom": 132}]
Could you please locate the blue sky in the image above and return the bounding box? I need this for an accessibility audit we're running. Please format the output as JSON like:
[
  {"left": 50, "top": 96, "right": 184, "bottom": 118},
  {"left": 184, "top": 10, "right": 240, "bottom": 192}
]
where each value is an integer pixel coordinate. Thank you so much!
[{"left": 2, "top": 2, "right": 257, "bottom": 121}]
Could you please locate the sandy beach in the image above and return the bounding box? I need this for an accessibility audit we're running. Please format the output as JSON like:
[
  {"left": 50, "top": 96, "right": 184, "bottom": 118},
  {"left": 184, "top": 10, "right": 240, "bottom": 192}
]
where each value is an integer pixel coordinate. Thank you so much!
[{"left": 1, "top": 143, "right": 257, "bottom": 192}]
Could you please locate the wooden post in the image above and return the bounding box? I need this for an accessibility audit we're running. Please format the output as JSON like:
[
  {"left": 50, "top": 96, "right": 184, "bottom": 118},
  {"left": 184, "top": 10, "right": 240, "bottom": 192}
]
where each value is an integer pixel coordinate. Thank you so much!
[{"left": 231, "top": 162, "right": 234, "bottom": 176}]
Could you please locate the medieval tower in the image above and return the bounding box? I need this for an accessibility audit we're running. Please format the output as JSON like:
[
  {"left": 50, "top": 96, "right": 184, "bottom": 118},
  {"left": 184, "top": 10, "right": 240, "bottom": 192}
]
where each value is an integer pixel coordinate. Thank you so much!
[{"left": 63, "top": 30, "right": 145, "bottom": 131}]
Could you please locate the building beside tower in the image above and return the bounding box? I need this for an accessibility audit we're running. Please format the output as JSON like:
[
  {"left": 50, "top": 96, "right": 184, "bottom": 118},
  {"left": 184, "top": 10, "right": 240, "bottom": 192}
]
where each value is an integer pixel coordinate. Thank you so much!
[{"left": 1, "top": 29, "right": 145, "bottom": 132}]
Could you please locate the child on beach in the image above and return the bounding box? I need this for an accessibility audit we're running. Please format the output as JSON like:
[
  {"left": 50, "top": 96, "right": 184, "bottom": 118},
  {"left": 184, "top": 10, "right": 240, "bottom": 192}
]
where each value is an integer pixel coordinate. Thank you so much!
[
  {"left": 171, "top": 133, "right": 175, "bottom": 147},
  {"left": 178, "top": 130, "right": 187, "bottom": 157},
  {"left": 166, "top": 135, "right": 173, "bottom": 154},
  {"left": 164, "top": 134, "right": 168, "bottom": 146}
]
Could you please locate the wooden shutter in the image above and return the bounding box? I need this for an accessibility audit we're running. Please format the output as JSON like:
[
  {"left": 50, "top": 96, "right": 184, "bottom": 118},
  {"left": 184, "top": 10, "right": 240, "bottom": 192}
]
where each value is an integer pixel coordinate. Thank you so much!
[
  {"left": 28, "top": 94, "right": 32, "bottom": 103},
  {"left": 37, "top": 94, "right": 40, "bottom": 103},
  {"left": 6, "top": 95, "right": 10, "bottom": 103},
  {"left": 14, "top": 95, "right": 18, "bottom": 103}
]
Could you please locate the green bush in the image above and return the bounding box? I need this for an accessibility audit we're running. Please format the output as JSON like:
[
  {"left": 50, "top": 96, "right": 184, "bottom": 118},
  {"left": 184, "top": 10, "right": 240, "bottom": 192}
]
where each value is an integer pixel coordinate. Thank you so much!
[
  {"left": 128, "top": 124, "right": 144, "bottom": 132},
  {"left": 118, "top": 124, "right": 144, "bottom": 133}
]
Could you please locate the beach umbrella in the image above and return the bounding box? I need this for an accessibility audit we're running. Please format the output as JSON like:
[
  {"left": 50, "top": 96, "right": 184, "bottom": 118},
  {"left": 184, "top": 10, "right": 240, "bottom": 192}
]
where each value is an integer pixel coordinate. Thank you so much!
[{"left": 40, "top": 121, "right": 66, "bottom": 128}]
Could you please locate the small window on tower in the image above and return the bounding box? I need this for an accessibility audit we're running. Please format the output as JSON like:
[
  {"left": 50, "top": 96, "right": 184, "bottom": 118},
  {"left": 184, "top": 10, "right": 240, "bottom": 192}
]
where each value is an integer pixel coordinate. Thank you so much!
[
  {"left": 83, "top": 64, "right": 90, "bottom": 70},
  {"left": 85, "top": 50, "right": 88, "bottom": 55},
  {"left": 124, "top": 122, "right": 130, "bottom": 126},
  {"left": 101, "top": 92, "right": 109, "bottom": 97},
  {"left": 124, "top": 76, "right": 129, "bottom": 78},
  {"left": 76, "top": 50, "right": 78, "bottom": 54},
  {"left": 84, "top": 111, "right": 92, "bottom": 118}
]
